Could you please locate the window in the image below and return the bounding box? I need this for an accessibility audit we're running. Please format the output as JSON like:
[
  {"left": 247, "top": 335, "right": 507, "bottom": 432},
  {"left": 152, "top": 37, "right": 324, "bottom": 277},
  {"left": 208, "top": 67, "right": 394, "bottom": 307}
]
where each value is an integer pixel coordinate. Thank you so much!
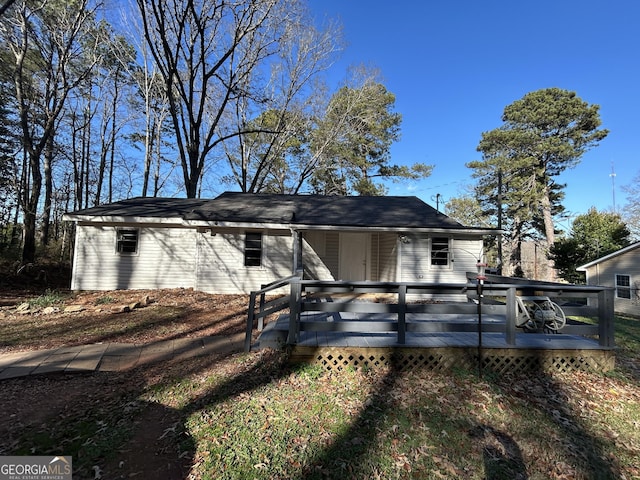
[
  {"left": 244, "top": 232, "right": 263, "bottom": 267},
  {"left": 116, "top": 229, "right": 139, "bottom": 254},
  {"left": 431, "top": 237, "right": 449, "bottom": 266},
  {"left": 616, "top": 274, "right": 631, "bottom": 299}
]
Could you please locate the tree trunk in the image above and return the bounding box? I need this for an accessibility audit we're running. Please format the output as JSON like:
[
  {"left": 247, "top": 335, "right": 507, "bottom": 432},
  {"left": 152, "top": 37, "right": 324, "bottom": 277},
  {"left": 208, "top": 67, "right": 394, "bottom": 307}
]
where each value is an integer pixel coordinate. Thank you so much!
[
  {"left": 84, "top": 106, "right": 91, "bottom": 208},
  {"left": 41, "top": 134, "right": 54, "bottom": 246},
  {"left": 184, "top": 150, "right": 201, "bottom": 198},
  {"left": 142, "top": 116, "right": 154, "bottom": 197},
  {"left": 22, "top": 152, "right": 42, "bottom": 263},
  {"left": 541, "top": 185, "right": 557, "bottom": 281},
  {"left": 72, "top": 113, "right": 83, "bottom": 210}
]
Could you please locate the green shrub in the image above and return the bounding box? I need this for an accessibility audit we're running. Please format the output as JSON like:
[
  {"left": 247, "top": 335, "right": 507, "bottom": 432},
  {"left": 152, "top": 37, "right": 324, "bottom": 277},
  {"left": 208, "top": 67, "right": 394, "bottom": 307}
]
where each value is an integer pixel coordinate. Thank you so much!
[{"left": 29, "top": 289, "right": 66, "bottom": 308}]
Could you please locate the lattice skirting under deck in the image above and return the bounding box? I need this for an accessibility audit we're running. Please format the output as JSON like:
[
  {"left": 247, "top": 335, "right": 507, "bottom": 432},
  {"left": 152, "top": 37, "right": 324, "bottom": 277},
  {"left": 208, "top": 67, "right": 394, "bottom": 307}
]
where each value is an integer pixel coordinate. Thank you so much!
[{"left": 290, "top": 346, "right": 615, "bottom": 374}]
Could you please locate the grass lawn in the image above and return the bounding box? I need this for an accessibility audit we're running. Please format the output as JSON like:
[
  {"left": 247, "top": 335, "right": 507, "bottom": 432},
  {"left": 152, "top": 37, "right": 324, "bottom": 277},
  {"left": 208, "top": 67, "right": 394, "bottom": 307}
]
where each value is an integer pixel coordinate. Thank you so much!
[{"left": 0, "top": 289, "right": 639, "bottom": 479}]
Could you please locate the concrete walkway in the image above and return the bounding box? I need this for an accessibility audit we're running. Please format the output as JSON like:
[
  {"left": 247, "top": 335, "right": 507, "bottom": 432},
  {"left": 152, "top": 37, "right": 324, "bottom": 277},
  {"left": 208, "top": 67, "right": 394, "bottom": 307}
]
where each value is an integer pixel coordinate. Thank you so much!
[{"left": 0, "top": 333, "right": 245, "bottom": 380}]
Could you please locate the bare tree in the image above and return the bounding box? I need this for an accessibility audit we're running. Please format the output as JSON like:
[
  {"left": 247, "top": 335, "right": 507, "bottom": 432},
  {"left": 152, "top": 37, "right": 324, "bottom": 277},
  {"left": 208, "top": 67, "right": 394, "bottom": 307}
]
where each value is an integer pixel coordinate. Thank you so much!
[
  {"left": 1, "top": 0, "right": 102, "bottom": 262},
  {"left": 117, "top": 2, "right": 174, "bottom": 198},
  {"left": 136, "top": 0, "right": 310, "bottom": 198},
  {"left": 221, "top": 13, "right": 342, "bottom": 193}
]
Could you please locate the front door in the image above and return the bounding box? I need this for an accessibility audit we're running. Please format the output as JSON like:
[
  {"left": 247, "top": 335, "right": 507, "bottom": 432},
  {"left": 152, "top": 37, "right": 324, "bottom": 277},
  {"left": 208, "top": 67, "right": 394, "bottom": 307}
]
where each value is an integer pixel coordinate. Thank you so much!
[{"left": 339, "top": 232, "right": 368, "bottom": 280}]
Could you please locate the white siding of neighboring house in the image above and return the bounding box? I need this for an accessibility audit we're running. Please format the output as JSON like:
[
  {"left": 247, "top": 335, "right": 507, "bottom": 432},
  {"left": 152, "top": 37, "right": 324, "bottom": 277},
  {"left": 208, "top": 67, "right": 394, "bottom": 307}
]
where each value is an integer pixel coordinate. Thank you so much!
[
  {"left": 195, "top": 229, "right": 294, "bottom": 294},
  {"left": 71, "top": 224, "right": 197, "bottom": 291}
]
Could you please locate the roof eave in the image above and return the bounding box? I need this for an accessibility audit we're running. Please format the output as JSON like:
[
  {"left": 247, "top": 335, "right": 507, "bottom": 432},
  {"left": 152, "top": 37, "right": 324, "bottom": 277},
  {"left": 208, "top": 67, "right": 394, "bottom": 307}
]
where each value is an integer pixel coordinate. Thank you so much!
[
  {"left": 576, "top": 241, "right": 640, "bottom": 270},
  {"left": 292, "top": 224, "right": 500, "bottom": 235},
  {"left": 188, "top": 220, "right": 500, "bottom": 235},
  {"left": 63, "top": 214, "right": 184, "bottom": 225}
]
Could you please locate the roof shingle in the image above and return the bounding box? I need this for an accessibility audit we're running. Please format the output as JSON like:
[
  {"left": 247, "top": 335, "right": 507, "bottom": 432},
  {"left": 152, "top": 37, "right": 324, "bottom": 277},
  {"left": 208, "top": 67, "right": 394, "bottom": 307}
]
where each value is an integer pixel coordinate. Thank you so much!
[{"left": 66, "top": 192, "right": 475, "bottom": 230}]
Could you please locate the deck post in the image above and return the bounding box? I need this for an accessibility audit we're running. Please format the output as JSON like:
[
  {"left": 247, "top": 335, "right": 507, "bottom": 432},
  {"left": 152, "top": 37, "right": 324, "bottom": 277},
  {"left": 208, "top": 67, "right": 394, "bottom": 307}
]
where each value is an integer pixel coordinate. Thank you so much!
[
  {"left": 397, "top": 284, "right": 407, "bottom": 344},
  {"left": 244, "top": 292, "right": 257, "bottom": 352},
  {"left": 505, "top": 287, "right": 516, "bottom": 345},
  {"left": 287, "top": 275, "right": 302, "bottom": 344},
  {"left": 257, "top": 288, "right": 266, "bottom": 331},
  {"left": 598, "top": 288, "right": 615, "bottom": 348}
]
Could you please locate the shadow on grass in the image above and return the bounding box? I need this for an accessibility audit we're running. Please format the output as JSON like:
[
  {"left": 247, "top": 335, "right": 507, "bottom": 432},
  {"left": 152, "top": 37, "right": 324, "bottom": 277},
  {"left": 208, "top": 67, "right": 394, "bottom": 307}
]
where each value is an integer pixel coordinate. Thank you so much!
[
  {"left": 490, "top": 360, "right": 621, "bottom": 479},
  {"left": 0, "top": 340, "right": 629, "bottom": 479},
  {"left": 468, "top": 424, "right": 527, "bottom": 480}
]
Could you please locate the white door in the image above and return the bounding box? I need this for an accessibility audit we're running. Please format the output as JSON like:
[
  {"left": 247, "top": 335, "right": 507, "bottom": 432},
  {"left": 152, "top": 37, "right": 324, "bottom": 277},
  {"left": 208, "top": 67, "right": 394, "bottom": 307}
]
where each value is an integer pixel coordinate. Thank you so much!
[{"left": 339, "top": 233, "right": 368, "bottom": 280}]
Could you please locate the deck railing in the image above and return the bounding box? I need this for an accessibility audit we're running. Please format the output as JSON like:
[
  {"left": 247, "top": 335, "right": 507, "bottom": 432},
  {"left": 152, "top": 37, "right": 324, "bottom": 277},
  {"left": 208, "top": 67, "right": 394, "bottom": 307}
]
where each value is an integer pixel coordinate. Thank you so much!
[
  {"left": 244, "top": 274, "right": 298, "bottom": 352},
  {"left": 245, "top": 274, "right": 615, "bottom": 351}
]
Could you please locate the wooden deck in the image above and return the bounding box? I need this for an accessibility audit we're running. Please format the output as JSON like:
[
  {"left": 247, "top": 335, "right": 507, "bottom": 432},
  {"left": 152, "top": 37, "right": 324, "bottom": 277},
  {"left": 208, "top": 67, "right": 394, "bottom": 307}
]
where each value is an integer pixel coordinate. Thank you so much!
[
  {"left": 256, "top": 314, "right": 615, "bottom": 374},
  {"left": 258, "top": 314, "right": 606, "bottom": 350},
  {"left": 246, "top": 276, "right": 616, "bottom": 374}
]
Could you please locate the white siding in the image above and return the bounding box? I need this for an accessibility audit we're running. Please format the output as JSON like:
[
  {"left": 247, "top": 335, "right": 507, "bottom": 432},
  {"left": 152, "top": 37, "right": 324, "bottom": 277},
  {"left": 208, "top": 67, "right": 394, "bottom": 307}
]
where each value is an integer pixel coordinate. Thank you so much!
[
  {"left": 378, "top": 233, "right": 398, "bottom": 282},
  {"left": 195, "top": 230, "right": 293, "bottom": 294},
  {"left": 451, "top": 238, "right": 484, "bottom": 279},
  {"left": 305, "top": 231, "right": 340, "bottom": 279},
  {"left": 71, "top": 225, "right": 197, "bottom": 291},
  {"left": 70, "top": 223, "right": 485, "bottom": 296},
  {"left": 400, "top": 235, "right": 482, "bottom": 284},
  {"left": 400, "top": 235, "right": 430, "bottom": 282},
  {"left": 301, "top": 238, "right": 335, "bottom": 280}
]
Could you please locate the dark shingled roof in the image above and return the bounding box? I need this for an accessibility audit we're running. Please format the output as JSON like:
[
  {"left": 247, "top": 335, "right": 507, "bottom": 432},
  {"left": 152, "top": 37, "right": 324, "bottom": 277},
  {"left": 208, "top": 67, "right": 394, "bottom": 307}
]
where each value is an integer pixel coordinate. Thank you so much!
[
  {"left": 66, "top": 192, "right": 470, "bottom": 229},
  {"left": 186, "top": 192, "right": 465, "bottom": 228},
  {"left": 66, "top": 197, "right": 209, "bottom": 218}
]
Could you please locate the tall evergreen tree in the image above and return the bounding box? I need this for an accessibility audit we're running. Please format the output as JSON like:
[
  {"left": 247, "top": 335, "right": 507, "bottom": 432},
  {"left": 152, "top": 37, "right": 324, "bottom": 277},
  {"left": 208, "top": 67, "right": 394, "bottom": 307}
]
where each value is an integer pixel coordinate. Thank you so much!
[{"left": 470, "top": 88, "right": 608, "bottom": 278}]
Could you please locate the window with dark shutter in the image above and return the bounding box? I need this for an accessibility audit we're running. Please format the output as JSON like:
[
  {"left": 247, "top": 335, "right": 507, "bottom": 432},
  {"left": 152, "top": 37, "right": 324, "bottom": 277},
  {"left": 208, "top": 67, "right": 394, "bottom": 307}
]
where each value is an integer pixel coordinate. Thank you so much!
[{"left": 244, "top": 232, "right": 262, "bottom": 267}]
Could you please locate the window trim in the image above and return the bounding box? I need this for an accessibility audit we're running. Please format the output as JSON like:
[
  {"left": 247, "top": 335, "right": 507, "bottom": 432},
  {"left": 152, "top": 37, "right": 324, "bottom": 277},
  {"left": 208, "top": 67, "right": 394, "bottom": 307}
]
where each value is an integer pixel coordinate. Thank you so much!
[
  {"left": 116, "top": 228, "right": 139, "bottom": 255},
  {"left": 244, "top": 231, "right": 263, "bottom": 267},
  {"left": 615, "top": 274, "right": 631, "bottom": 299},
  {"left": 430, "top": 236, "right": 450, "bottom": 267}
]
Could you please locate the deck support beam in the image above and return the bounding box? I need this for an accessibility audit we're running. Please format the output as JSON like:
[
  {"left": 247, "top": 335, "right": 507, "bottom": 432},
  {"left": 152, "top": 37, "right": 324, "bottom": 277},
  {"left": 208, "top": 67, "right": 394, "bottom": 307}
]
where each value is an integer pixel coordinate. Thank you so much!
[
  {"left": 288, "top": 275, "right": 302, "bottom": 344},
  {"left": 505, "top": 287, "right": 517, "bottom": 345},
  {"left": 397, "top": 285, "right": 406, "bottom": 344}
]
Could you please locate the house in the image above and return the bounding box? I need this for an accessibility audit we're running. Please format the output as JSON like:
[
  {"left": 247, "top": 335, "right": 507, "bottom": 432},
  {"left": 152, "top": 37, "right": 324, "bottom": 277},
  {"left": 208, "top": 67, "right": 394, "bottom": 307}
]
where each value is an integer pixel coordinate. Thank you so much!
[
  {"left": 577, "top": 241, "right": 640, "bottom": 316},
  {"left": 63, "top": 192, "right": 499, "bottom": 294}
]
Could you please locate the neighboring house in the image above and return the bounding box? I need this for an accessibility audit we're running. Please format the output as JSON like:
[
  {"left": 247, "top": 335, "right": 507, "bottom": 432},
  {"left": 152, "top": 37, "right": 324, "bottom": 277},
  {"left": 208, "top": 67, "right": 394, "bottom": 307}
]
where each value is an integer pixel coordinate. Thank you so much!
[
  {"left": 63, "top": 192, "right": 499, "bottom": 294},
  {"left": 577, "top": 241, "right": 640, "bottom": 316}
]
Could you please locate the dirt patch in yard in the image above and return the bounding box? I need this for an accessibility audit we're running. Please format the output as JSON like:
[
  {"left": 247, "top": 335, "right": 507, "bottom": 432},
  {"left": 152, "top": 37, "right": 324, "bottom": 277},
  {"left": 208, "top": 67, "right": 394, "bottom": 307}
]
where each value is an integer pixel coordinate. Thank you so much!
[
  {"left": 0, "top": 287, "right": 278, "bottom": 478},
  {"left": 0, "top": 288, "right": 258, "bottom": 353}
]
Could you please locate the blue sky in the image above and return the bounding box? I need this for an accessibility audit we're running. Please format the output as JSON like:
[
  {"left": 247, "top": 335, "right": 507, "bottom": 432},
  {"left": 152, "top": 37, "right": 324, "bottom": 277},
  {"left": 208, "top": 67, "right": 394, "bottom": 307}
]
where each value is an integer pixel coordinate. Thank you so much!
[{"left": 309, "top": 0, "right": 639, "bottom": 224}]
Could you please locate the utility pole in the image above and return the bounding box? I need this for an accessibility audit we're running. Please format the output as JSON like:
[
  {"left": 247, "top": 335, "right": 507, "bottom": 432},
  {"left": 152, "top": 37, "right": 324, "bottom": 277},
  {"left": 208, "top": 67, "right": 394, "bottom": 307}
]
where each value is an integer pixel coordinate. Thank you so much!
[{"left": 610, "top": 161, "right": 616, "bottom": 211}]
